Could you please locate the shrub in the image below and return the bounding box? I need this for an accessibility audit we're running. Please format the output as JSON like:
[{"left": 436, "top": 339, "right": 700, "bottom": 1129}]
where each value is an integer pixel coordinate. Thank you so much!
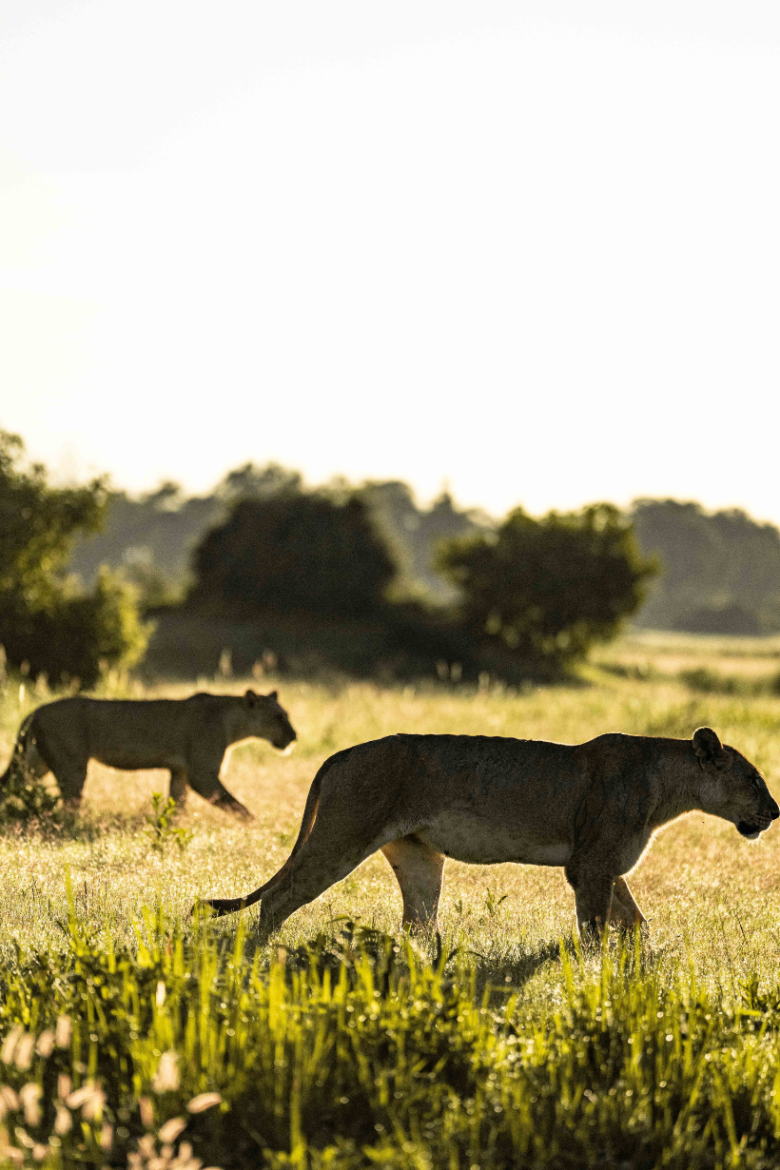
[
  {"left": 189, "top": 489, "right": 397, "bottom": 620},
  {"left": 438, "top": 503, "right": 657, "bottom": 667},
  {"left": 0, "top": 432, "right": 149, "bottom": 687}
]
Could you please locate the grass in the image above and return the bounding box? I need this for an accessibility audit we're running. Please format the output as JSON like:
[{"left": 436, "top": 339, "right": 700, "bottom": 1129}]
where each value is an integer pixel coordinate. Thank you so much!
[{"left": 2, "top": 633, "right": 780, "bottom": 1166}]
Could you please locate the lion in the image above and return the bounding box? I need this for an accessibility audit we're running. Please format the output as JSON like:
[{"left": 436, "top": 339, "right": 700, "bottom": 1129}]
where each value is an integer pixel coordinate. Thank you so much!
[
  {"left": 0, "top": 689, "right": 296, "bottom": 819},
  {"left": 200, "top": 726, "right": 778, "bottom": 937}
]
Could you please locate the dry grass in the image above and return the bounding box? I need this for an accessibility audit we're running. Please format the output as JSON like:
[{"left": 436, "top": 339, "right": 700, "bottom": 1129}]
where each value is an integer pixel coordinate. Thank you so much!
[{"left": 3, "top": 632, "right": 780, "bottom": 999}]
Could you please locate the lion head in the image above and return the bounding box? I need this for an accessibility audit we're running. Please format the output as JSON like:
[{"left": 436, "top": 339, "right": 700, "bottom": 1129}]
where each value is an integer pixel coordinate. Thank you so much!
[
  {"left": 243, "top": 689, "right": 297, "bottom": 751},
  {"left": 693, "top": 726, "right": 779, "bottom": 840}
]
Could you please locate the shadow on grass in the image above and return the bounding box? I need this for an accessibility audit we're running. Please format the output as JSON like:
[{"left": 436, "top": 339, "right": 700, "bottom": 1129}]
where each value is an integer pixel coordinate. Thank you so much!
[
  {"left": 0, "top": 805, "right": 154, "bottom": 844},
  {"left": 219, "top": 917, "right": 570, "bottom": 1003},
  {"left": 468, "top": 938, "right": 567, "bottom": 999}
]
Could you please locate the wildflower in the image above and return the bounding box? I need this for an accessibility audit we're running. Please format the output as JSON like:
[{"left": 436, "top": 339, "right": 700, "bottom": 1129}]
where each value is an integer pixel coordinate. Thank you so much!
[
  {"left": 67, "top": 1082, "right": 103, "bottom": 1116},
  {"left": 34, "top": 1031, "right": 54, "bottom": 1058},
  {"left": 186, "top": 1092, "right": 222, "bottom": 1114},
  {"left": 81, "top": 1086, "right": 106, "bottom": 1121},
  {"left": 138, "top": 1134, "right": 155, "bottom": 1158},
  {"left": 1, "top": 1029, "right": 22, "bottom": 1065},
  {"left": 54, "top": 1106, "right": 72, "bottom": 1135},
  {"left": 19, "top": 1084, "right": 40, "bottom": 1127},
  {"left": 0, "top": 1086, "right": 19, "bottom": 1113},
  {"left": 152, "top": 1051, "right": 180, "bottom": 1092},
  {"left": 14, "top": 1036, "right": 35, "bottom": 1072},
  {"left": 55, "top": 1017, "right": 72, "bottom": 1049},
  {"left": 158, "top": 1117, "right": 187, "bottom": 1144}
]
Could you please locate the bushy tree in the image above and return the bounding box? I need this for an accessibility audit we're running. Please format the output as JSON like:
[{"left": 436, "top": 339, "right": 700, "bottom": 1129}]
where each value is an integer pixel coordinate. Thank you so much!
[
  {"left": 189, "top": 488, "right": 397, "bottom": 619},
  {"left": 438, "top": 503, "right": 656, "bottom": 666},
  {"left": 0, "top": 432, "right": 149, "bottom": 685}
]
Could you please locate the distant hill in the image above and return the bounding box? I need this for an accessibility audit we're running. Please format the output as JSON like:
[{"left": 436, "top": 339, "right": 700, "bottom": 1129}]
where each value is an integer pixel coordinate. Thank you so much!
[
  {"left": 630, "top": 499, "right": 780, "bottom": 634},
  {"left": 360, "top": 481, "right": 491, "bottom": 603}
]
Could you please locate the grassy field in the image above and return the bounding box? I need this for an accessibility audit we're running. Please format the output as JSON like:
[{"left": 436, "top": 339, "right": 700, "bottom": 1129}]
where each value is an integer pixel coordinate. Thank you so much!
[{"left": 2, "top": 631, "right": 780, "bottom": 1167}]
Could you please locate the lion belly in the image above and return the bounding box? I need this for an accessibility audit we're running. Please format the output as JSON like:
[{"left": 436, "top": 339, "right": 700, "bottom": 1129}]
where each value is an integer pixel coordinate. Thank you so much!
[{"left": 417, "top": 815, "right": 572, "bottom": 867}]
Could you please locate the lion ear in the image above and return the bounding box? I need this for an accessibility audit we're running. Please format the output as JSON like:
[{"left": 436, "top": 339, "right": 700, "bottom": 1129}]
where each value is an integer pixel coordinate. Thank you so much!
[
  {"left": 693, "top": 726, "right": 725, "bottom": 769},
  {"left": 266, "top": 690, "right": 278, "bottom": 701},
  {"left": 244, "top": 689, "right": 258, "bottom": 705}
]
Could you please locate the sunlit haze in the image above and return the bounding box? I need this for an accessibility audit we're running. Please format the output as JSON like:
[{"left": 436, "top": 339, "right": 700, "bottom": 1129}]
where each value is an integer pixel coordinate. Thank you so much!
[{"left": 1, "top": 2, "right": 779, "bottom": 518}]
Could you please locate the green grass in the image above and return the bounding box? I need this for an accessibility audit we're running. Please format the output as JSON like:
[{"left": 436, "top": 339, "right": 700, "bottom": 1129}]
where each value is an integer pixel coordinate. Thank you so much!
[{"left": 2, "top": 635, "right": 780, "bottom": 1167}]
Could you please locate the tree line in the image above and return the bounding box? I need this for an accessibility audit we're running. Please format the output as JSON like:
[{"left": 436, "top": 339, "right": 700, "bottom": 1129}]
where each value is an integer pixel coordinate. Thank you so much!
[{"left": 4, "top": 429, "right": 780, "bottom": 686}]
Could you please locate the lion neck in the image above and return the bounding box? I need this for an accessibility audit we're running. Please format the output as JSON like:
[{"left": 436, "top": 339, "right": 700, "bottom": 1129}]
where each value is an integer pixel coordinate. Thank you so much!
[{"left": 647, "top": 759, "right": 706, "bottom": 829}]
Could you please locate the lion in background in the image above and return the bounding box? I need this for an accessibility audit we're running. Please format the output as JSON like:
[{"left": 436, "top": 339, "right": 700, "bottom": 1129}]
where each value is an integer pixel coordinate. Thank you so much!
[
  {"left": 201, "top": 726, "right": 778, "bottom": 936},
  {"left": 0, "top": 689, "right": 296, "bottom": 819}
]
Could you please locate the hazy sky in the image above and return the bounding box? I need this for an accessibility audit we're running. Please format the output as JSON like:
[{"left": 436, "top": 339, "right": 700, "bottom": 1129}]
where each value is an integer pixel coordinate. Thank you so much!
[{"left": 1, "top": 1, "right": 779, "bottom": 518}]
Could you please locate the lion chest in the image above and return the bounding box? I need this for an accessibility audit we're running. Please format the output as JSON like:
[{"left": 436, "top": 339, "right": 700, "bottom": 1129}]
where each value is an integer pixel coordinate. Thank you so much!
[{"left": 615, "top": 829, "right": 654, "bottom": 874}]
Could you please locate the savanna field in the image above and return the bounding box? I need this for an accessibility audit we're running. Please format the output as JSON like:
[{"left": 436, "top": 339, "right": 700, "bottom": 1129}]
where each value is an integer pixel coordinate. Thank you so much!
[{"left": 3, "top": 633, "right": 780, "bottom": 1168}]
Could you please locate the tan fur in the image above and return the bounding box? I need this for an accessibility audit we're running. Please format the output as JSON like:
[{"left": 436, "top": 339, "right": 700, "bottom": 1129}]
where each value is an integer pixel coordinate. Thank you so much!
[
  {"left": 201, "top": 726, "right": 778, "bottom": 937},
  {"left": 1, "top": 689, "right": 296, "bottom": 819}
]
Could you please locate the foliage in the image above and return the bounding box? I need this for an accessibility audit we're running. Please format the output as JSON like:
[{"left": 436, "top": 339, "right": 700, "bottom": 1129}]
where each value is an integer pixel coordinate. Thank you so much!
[
  {"left": 438, "top": 503, "right": 657, "bottom": 666},
  {"left": 0, "top": 433, "right": 150, "bottom": 687},
  {"left": 0, "top": 756, "right": 61, "bottom": 827},
  {"left": 189, "top": 489, "right": 397, "bottom": 620},
  {"left": 144, "top": 794, "right": 193, "bottom": 854},
  {"left": 2, "top": 564, "right": 149, "bottom": 690},
  {"left": 3, "top": 909, "right": 780, "bottom": 1168},
  {"left": 55, "top": 567, "right": 149, "bottom": 685},
  {"left": 0, "top": 432, "right": 107, "bottom": 611}
]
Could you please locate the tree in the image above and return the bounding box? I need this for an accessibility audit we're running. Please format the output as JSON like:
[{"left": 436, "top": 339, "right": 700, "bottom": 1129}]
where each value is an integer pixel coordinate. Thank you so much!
[
  {"left": 437, "top": 503, "right": 656, "bottom": 666},
  {"left": 0, "top": 431, "right": 149, "bottom": 685},
  {"left": 189, "top": 488, "right": 397, "bottom": 619}
]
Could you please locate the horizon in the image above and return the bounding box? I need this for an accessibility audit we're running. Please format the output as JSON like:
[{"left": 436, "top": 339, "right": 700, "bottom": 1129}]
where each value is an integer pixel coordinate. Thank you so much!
[{"left": 12, "top": 428, "right": 780, "bottom": 531}]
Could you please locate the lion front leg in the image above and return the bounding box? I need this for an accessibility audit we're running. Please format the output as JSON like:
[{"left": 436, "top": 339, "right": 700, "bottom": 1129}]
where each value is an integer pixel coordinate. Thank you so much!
[
  {"left": 608, "top": 876, "right": 648, "bottom": 931},
  {"left": 188, "top": 768, "right": 253, "bottom": 820},
  {"left": 565, "top": 857, "right": 616, "bottom": 943},
  {"left": 169, "top": 767, "right": 188, "bottom": 807}
]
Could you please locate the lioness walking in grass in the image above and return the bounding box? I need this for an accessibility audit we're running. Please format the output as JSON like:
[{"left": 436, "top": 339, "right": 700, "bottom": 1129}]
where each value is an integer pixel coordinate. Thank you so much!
[
  {"left": 1, "top": 689, "right": 296, "bottom": 819},
  {"left": 202, "top": 726, "right": 778, "bottom": 937}
]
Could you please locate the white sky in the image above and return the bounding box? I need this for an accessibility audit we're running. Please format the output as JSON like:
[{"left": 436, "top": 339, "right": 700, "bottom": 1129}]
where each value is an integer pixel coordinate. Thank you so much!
[{"left": 1, "top": 1, "right": 779, "bottom": 518}]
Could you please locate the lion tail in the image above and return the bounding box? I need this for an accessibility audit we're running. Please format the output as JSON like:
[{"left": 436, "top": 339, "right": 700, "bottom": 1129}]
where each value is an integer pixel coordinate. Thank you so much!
[
  {"left": 198, "top": 746, "right": 355, "bottom": 918},
  {"left": 0, "top": 713, "right": 35, "bottom": 790}
]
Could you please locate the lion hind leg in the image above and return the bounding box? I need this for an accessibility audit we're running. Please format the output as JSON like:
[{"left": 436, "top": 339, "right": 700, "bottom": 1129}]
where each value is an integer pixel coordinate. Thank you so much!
[
  {"left": 21, "top": 742, "right": 50, "bottom": 782},
  {"left": 381, "top": 836, "right": 445, "bottom": 931},
  {"left": 256, "top": 823, "right": 401, "bottom": 942},
  {"left": 1, "top": 723, "right": 49, "bottom": 788},
  {"left": 53, "top": 760, "right": 89, "bottom": 808},
  {"left": 608, "top": 875, "right": 648, "bottom": 930}
]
